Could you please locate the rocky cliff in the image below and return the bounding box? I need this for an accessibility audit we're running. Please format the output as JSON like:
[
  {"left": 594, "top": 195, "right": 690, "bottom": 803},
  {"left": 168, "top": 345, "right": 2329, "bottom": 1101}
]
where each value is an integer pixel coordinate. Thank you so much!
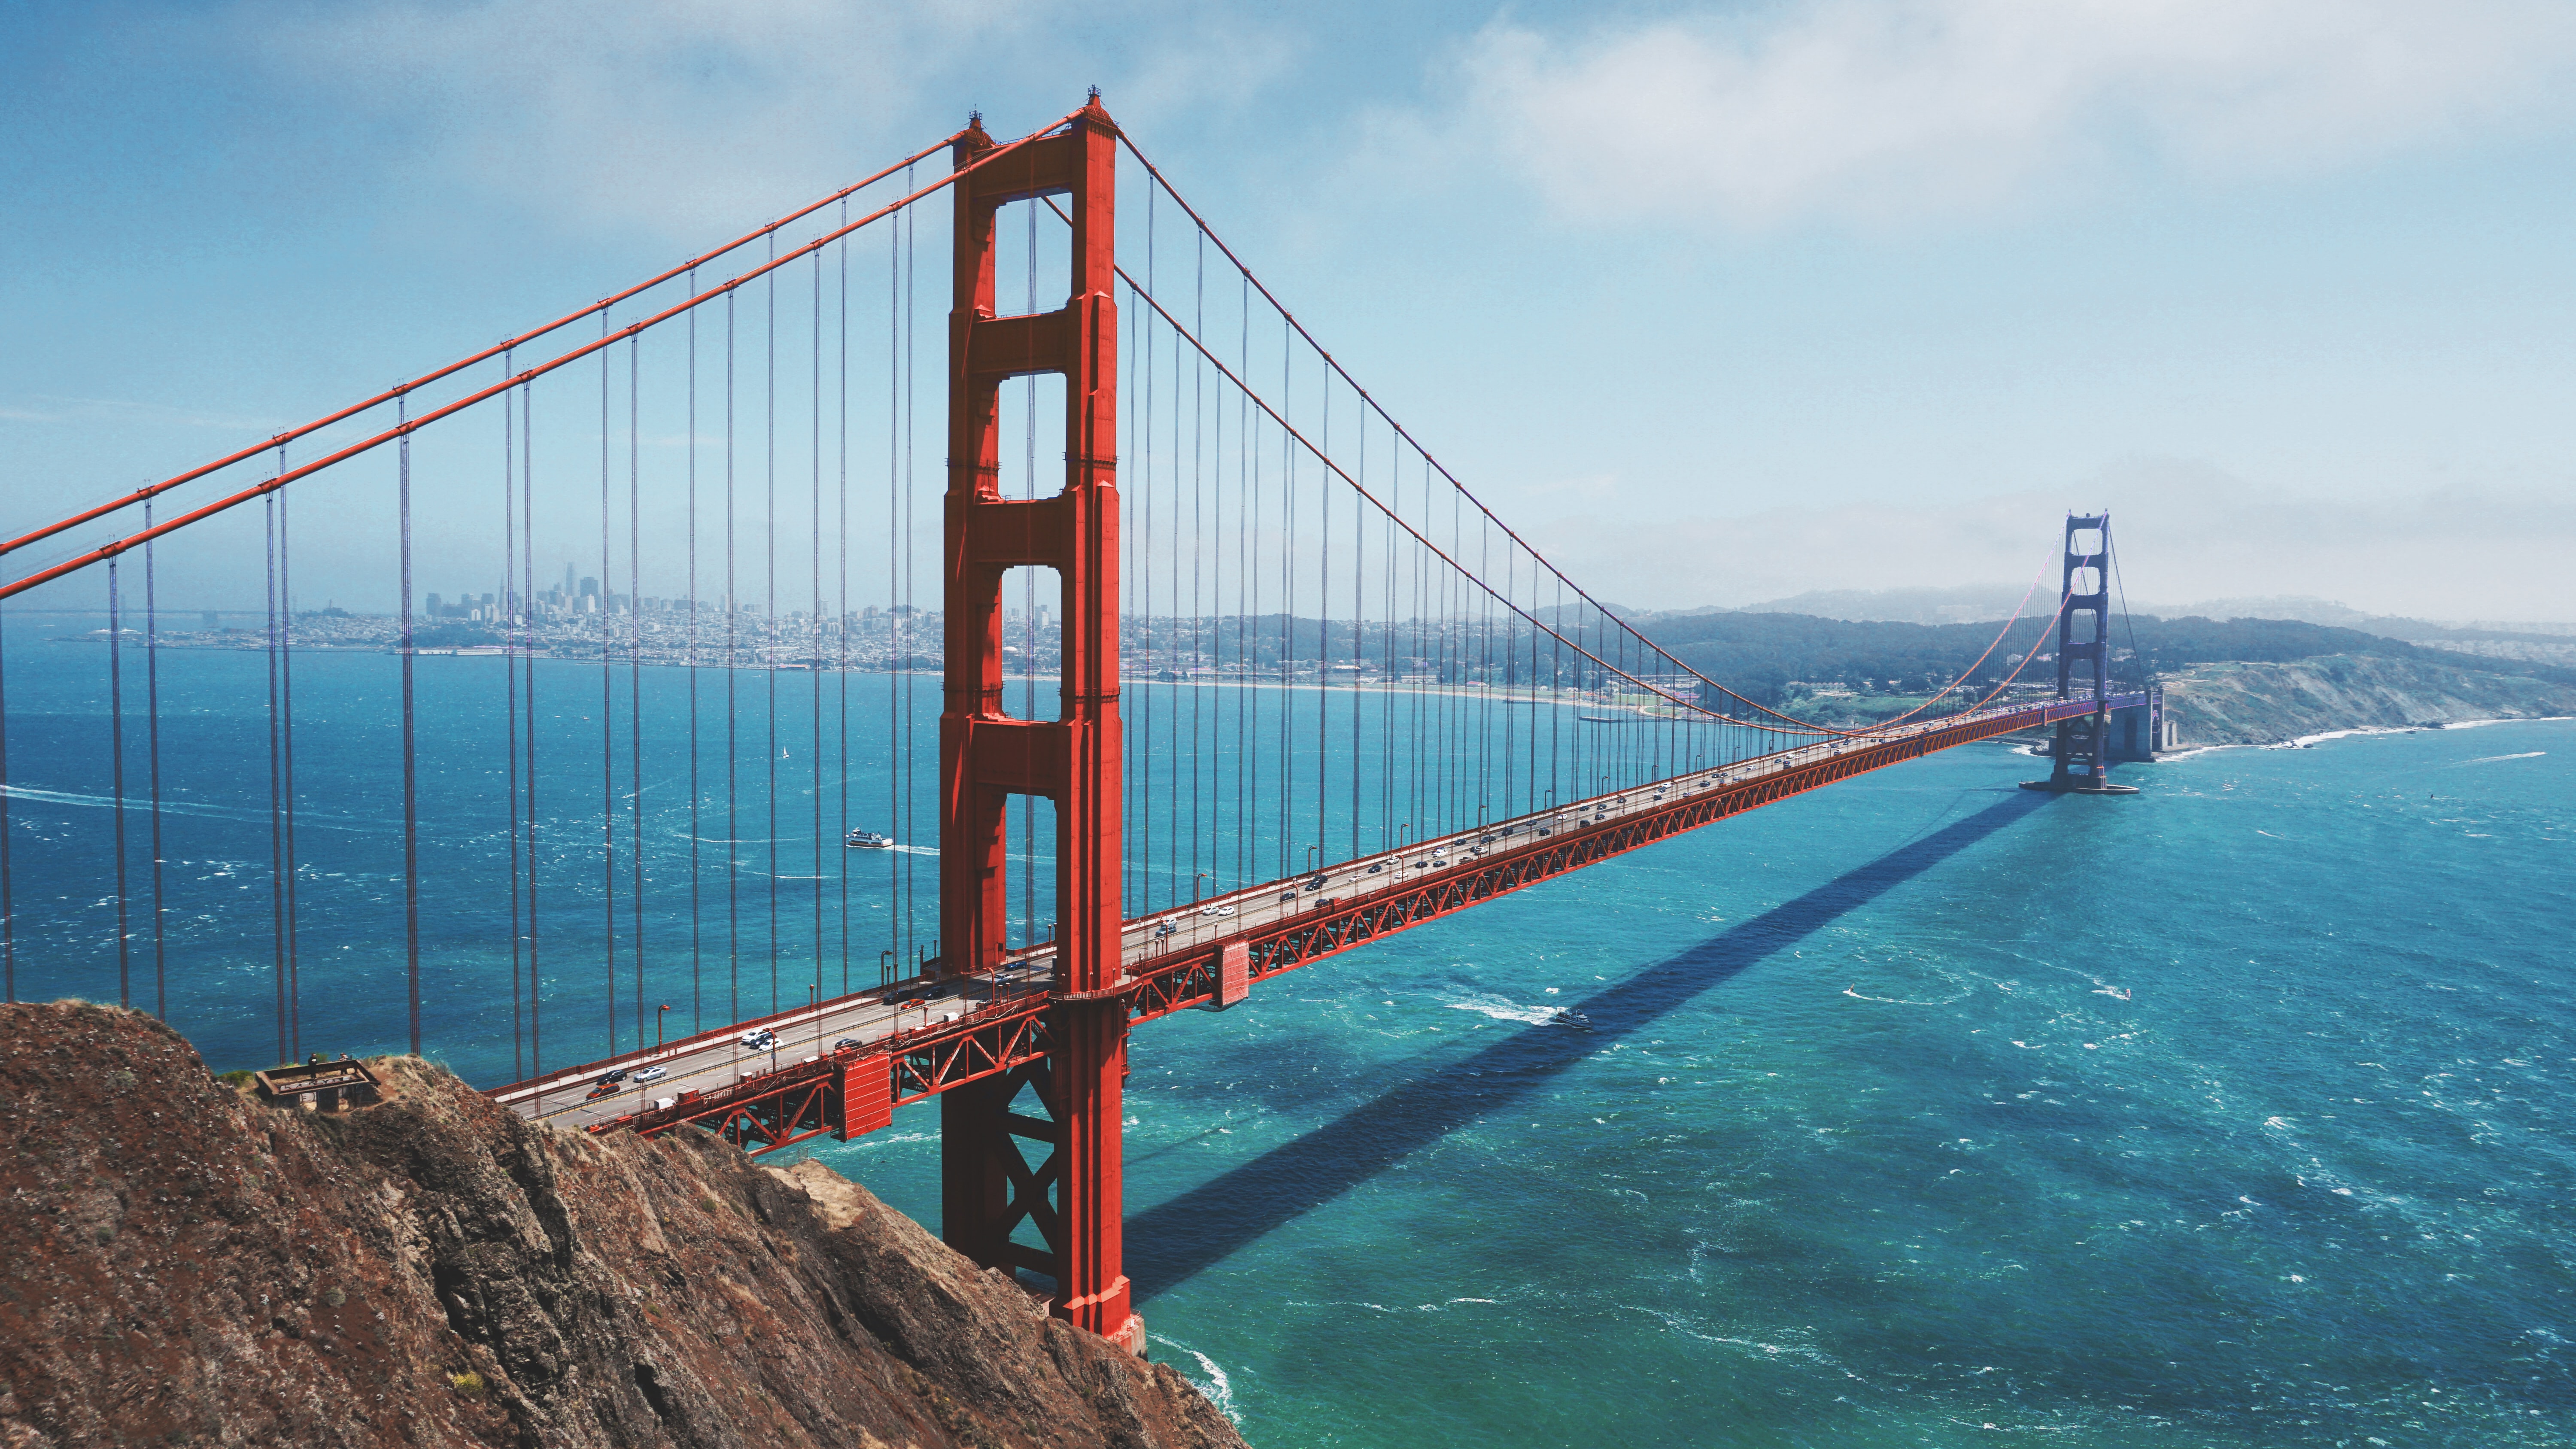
[
  {"left": 0, "top": 1001, "right": 1247, "bottom": 1449},
  {"left": 2160, "top": 653, "right": 2576, "bottom": 747}
]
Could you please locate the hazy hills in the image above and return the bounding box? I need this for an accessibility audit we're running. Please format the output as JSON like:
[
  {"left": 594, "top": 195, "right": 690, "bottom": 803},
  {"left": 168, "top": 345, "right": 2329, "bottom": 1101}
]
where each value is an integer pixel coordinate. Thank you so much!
[
  {"left": 1626, "top": 604, "right": 2576, "bottom": 708},
  {"left": 1703, "top": 587, "right": 2573, "bottom": 638}
]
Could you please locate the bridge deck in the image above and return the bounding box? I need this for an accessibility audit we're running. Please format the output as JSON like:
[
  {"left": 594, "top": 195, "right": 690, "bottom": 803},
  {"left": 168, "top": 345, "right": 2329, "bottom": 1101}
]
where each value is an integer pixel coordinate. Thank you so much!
[{"left": 491, "top": 692, "right": 2141, "bottom": 1145}]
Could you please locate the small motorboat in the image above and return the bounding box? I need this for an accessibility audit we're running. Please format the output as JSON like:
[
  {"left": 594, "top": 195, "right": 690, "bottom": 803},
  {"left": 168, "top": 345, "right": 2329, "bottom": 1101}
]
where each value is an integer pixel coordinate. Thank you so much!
[{"left": 845, "top": 828, "right": 893, "bottom": 850}]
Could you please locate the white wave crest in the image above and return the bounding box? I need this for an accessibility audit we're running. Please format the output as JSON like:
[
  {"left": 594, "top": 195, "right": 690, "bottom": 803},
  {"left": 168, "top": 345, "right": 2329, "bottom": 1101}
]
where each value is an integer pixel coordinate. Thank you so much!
[
  {"left": 1442, "top": 991, "right": 1567, "bottom": 1025},
  {"left": 1145, "top": 1336, "right": 1239, "bottom": 1425}
]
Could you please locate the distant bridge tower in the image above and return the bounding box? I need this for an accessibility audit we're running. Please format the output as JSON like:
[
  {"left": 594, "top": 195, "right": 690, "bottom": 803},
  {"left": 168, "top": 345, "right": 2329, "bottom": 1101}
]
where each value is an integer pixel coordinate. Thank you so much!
[
  {"left": 2024, "top": 513, "right": 2141, "bottom": 795},
  {"left": 936, "top": 97, "right": 1142, "bottom": 1353}
]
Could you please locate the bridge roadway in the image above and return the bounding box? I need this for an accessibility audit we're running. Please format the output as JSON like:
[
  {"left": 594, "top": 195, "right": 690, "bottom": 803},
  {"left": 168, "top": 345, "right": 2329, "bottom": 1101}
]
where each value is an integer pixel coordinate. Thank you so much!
[{"left": 490, "top": 690, "right": 2136, "bottom": 1144}]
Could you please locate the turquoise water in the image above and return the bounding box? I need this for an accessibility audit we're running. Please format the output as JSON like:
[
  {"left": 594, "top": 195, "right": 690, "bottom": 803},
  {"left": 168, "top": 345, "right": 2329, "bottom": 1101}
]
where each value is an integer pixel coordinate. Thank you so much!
[
  {"left": 7, "top": 624, "right": 2573, "bottom": 1444},
  {"left": 828, "top": 717, "right": 2576, "bottom": 1447}
]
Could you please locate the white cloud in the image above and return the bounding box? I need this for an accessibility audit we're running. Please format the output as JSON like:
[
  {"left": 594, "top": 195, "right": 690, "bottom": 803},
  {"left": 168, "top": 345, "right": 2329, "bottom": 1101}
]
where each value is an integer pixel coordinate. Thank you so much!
[
  {"left": 1455, "top": 0, "right": 2576, "bottom": 226},
  {"left": 253, "top": 0, "right": 1002, "bottom": 240},
  {"left": 249, "top": 0, "right": 1299, "bottom": 241}
]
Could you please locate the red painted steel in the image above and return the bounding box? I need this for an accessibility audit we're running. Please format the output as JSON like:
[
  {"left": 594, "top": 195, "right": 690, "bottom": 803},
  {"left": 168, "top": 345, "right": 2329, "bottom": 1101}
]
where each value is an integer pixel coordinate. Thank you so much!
[
  {"left": 936, "top": 96, "right": 1138, "bottom": 1354},
  {"left": 1206, "top": 943, "right": 1250, "bottom": 1011},
  {"left": 843, "top": 1054, "right": 893, "bottom": 1136}
]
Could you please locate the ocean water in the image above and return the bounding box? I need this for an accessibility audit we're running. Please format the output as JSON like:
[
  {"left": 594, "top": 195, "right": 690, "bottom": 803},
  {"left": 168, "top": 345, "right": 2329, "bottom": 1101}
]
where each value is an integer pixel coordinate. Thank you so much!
[
  {"left": 6, "top": 624, "right": 2573, "bottom": 1445},
  {"left": 822, "top": 718, "right": 2576, "bottom": 1448}
]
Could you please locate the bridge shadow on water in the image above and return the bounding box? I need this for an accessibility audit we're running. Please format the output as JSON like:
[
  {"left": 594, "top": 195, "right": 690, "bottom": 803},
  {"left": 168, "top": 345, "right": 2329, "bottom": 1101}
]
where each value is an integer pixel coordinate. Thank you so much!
[{"left": 1125, "top": 788, "right": 2049, "bottom": 1301}]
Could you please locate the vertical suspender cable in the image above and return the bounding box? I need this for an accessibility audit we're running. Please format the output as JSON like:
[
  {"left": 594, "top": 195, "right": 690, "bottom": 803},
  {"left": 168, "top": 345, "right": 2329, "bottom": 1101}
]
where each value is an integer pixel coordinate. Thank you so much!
[
  {"left": 600, "top": 309, "right": 619, "bottom": 1056},
  {"left": 144, "top": 503, "right": 167, "bottom": 1018},
  {"left": 811, "top": 250, "right": 825, "bottom": 1006},
  {"left": 835, "top": 207, "right": 850, "bottom": 995},
  {"left": 1195, "top": 232, "right": 1206, "bottom": 897},
  {"left": 1502, "top": 532, "right": 1515, "bottom": 820},
  {"left": 522, "top": 383, "right": 543, "bottom": 1084},
  {"left": 1379, "top": 437, "right": 1394, "bottom": 850},
  {"left": 726, "top": 289, "right": 740, "bottom": 1020},
  {"left": 1243, "top": 294, "right": 1255, "bottom": 888},
  {"left": 902, "top": 179, "right": 918, "bottom": 972},
  {"left": 281, "top": 489, "right": 301, "bottom": 1058},
  {"left": 1479, "top": 516, "right": 1492, "bottom": 820},
  {"left": 1409, "top": 452, "right": 1422, "bottom": 845},
  {"left": 1350, "top": 406, "right": 1363, "bottom": 860},
  {"left": 398, "top": 393, "right": 423, "bottom": 1055},
  {"left": 1119, "top": 279, "right": 1133, "bottom": 911},
  {"left": 266, "top": 491, "right": 286, "bottom": 1061},
  {"left": 0, "top": 592, "right": 11, "bottom": 1004},
  {"left": 1165, "top": 232, "right": 1180, "bottom": 907},
  {"left": 1175, "top": 278, "right": 1186, "bottom": 897},
  {"left": 1316, "top": 378, "right": 1328, "bottom": 856},
  {"left": 687, "top": 286, "right": 703, "bottom": 1032},
  {"left": 1423, "top": 452, "right": 1434, "bottom": 841},
  {"left": 1024, "top": 199, "right": 1037, "bottom": 942},
  {"left": 887, "top": 202, "right": 902, "bottom": 977},
  {"left": 1278, "top": 310, "right": 1291, "bottom": 881},
  {"left": 1192, "top": 229, "right": 1205, "bottom": 900},
  {"left": 1139, "top": 200, "right": 1155, "bottom": 914},
  {"left": 630, "top": 337, "right": 645, "bottom": 1046},
  {"left": 108, "top": 558, "right": 131, "bottom": 1008},
  {"left": 504, "top": 357, "right": 525, "bottom": 1078},
  {"left": 1124, "top": 278, "right": 1140, "bottom": 911},
  {"left": 767, "top": 241, "right": 780, "bottom": 1013}
]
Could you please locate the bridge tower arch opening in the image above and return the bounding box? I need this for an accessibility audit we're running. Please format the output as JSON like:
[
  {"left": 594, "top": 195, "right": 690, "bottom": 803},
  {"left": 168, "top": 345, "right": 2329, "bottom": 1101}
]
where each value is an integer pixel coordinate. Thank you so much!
[{"left": 936, "top": 97, "right": 1141, "bottom": 1352}]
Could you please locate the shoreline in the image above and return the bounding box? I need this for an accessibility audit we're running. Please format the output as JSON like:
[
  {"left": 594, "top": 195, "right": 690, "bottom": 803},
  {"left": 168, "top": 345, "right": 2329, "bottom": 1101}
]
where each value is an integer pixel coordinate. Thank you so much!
[
  {"left": 2152, "top": 714, "right": 2574, "bottom": 762},
  {"left": 46, "top": 637, "right": 1902, "bottom": 725}
]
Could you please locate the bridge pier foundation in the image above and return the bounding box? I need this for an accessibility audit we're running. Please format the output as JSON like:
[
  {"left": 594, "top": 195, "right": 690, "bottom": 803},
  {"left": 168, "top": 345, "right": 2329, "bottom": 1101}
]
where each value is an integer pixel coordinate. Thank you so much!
[{"left": 1050, "top": 997, "right": 1139, "bottom": 1351}]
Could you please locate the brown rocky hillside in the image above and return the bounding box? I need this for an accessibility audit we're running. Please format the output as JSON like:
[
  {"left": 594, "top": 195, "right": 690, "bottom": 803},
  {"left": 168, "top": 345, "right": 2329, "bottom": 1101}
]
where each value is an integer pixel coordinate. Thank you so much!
[{"left": 0, "top": 1000, "right": 1246, "bottom": 1449}]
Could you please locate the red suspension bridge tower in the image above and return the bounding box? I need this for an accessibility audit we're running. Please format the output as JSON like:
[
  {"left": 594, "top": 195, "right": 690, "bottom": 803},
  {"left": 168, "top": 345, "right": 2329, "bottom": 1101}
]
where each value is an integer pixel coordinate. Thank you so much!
[{"left": 934, "top": 97, "right": 1140, "bottom": 1351}]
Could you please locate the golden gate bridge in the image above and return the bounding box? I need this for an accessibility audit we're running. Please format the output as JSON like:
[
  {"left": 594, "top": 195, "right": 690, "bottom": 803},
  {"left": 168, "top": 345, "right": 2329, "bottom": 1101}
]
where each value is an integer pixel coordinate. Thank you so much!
[{"left": 0, "top": 95, "right": 2156, "bottom": 1355}]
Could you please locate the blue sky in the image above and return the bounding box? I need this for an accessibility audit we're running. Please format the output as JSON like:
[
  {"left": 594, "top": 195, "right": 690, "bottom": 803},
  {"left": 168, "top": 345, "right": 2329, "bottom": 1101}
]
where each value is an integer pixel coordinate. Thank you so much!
[{"left": 7, "top": 0, "right": 2576, "bottom": 620}]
